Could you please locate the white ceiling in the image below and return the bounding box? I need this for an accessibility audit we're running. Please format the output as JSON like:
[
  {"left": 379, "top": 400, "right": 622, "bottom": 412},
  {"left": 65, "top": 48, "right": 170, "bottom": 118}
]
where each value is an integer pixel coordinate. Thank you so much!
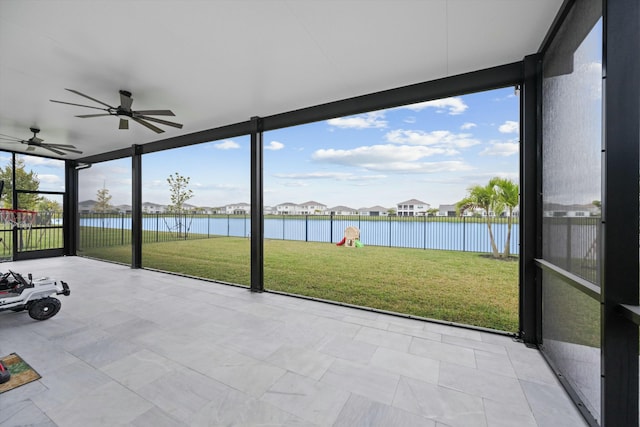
[{"left": 0, "top": 0, "right": 563, "bottom": 160}]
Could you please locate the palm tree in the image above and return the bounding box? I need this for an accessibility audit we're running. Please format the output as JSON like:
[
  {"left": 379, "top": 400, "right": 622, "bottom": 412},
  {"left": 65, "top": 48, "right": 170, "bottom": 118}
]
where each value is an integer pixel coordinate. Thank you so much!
[
  {"left": 456, "top": 183, "right": 500, "bottom": 258},
  {"left": 491, "top": 177, "right": 519, "bottom": 257}
]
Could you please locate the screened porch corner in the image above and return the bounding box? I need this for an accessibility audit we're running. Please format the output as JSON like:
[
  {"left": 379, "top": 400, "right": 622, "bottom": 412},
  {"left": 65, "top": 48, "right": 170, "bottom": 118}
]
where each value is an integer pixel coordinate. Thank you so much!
[{"left": 0, "top": 257, "right": 587, "bottom": 427}]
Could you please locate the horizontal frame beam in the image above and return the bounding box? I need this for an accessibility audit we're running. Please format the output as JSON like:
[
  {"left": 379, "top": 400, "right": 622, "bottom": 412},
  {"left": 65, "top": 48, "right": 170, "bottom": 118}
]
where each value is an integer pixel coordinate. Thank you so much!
[{"left": 534, "top": 258, "right": 601, "bottom": 300}]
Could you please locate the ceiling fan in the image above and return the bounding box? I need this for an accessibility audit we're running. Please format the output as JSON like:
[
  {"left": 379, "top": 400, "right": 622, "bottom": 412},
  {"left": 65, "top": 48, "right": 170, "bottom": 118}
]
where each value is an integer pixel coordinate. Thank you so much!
[
  {"left": 50, "top": 89, "right": 183, "bottom": 134},
  {"left": 0, "top": 128, "right": 82, "bottom": 156}
]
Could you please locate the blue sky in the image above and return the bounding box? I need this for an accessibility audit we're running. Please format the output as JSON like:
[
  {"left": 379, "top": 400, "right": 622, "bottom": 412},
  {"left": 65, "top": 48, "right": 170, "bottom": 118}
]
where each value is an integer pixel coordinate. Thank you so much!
[{"left": 61, "top": 86, "right": 520, "bottom": 209}]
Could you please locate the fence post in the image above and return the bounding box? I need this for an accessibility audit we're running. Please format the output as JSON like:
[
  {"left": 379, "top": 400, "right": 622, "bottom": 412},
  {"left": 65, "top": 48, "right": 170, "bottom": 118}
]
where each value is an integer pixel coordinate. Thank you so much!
[
  {"left": 121, "top": 213, "right": 125, "bottom": 245},
  {"left": 330, "top": 214, "right": 334, "bottom": 243},
  {"left": 305, "top": 215, "right": 308, "bottom": 242},
  {"left": 462, "top": 216, "right": 466, "bottom": 252},
  {"left": 156, "top": 213, "right": 159, "bottom": 242},
  {"left": 227, "top": 214, "right": 230, "bottom": 237},
  {"left": 388, "top": 215, "right": 392, "bottom": 247},
  {"left": 423, "top": 215, "right": 426, "bottom": 250},
  {"left": 207, "top": 214, "right": 210, "bottom": 238},
  {"left": 566, "top": 217, "right": 572, "bottom": 271},
  {"left": 282, "top": 215, "right": 285, "bottom": 240}
]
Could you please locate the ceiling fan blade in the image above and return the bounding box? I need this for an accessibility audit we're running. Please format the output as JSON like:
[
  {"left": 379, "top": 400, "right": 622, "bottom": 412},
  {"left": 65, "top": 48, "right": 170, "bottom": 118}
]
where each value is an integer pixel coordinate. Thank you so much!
[
  {"left": 132, "top": 117, "right": 164, "bottom": 134},
  {"left": 50, "top": 99, "right": 109, "bottom": 111},
  {"left": 76, "top": 113, "right": 112, "bottom": 118},
  {"left": 135, "top": 110, "right": 175, "bottom": 116},
  {"left": 119, "top": 92, "right": 133, "bottom": 110},
  {"left": 0, "top": 134, "right": 21, "bottom": 142},
  {"left": 65, "top": 89, "right": 114, "bottom": 108},
  {"left": 43, "top": 143, "right": 78, "bottom": 149},
  {"left": 119, "top": 119, "right": 129, "bottom": 130},
  {"left": 40, "top": 145, "right": 67, "bottom": 156},
  {"left": 43, "top": 144, "right": 83, "bottom": 154},
  {"left": 136, "top": 115, "right": 183, "bottom": 129}
]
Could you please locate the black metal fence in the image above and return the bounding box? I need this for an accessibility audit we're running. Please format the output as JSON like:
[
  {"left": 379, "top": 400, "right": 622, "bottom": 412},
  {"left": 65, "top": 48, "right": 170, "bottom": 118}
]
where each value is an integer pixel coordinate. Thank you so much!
[
  {"left": 80, "top": 213, "right": 526, "bottom": 254},
  {"left": 0, "top": 211, "right": 64, "bottom": 259},
  {"left": 542, "top": 216, "right": 601, "bottom": 285}
]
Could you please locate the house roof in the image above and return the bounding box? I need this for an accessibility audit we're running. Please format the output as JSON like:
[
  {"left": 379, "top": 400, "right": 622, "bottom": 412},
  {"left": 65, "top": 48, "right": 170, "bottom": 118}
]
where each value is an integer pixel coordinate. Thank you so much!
[
  {"left": 329, "top": 205, "right": 357, "bottom": 211},
  {"left": 398, "top": 199, "right": 428, "bottom": 205},
  {"left": 362, "top": 205, "right": 389, "bottom": 211}
]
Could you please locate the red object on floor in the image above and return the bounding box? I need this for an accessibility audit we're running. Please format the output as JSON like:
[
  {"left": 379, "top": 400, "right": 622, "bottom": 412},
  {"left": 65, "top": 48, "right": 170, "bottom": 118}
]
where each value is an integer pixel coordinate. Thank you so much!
[{"left": 336, "top": 237, "right": 346, "bottom": 246}]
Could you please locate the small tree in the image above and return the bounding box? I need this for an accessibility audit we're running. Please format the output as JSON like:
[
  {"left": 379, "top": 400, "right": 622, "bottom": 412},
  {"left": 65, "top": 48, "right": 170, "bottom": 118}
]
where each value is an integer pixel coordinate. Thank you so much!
[
  {"left": 491, "top": 177, "right": 519, "bottom": 257},
  {"left": 94, "top": 187, "right": 113, "bottom": 213},
  {"left": 36, "top": 198, "right": 61, "bottom": 226},
  {"left": 457, "top": 182, "right": 501, "bottom": 258},
  {"left": 0, "top": 158, "right": 40, "bottom": 209},
  {"left": 166, "top": 172, "right": 194, "bottom": 237},
  {"left": 427, "top": 208, "right": 439, "bottom": 217}
]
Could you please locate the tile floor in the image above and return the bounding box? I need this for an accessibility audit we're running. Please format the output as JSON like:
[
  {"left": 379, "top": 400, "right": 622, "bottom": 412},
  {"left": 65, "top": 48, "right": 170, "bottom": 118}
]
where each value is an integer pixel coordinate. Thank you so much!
[{"left": 0, "top": 257, "right": 588, "bottom": 426}]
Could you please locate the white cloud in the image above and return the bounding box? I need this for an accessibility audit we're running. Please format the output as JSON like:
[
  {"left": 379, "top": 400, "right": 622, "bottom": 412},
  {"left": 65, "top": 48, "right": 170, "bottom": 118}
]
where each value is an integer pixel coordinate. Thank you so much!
[
  {"left": 385, "top": 129, "right": 480, "bottom": 148},
  {"left": 460, "top": 122, "right": 477, "bottom": 130},
  {"left": 273, "top": 172, "right": 386, "bottom": 182},
  {"left": 215, "top": 140, "right": 240, "bottom": 150},
  {"left": 401, "top": 97, "right": 468, "bottom": 115},
  {"left": 479, "top": 141, "right": 519, "bottom": 157},
  {"left": 498, "top": 120, "right": 519, "bottom": 134},
  {"left": 23, "top": 157, "right": 65, "bottom": 168},
  {"left": 37, "top": 174, "right": 62, "bottom": 184},
  {"left": 274, "top": 172, "right": 353, "bottom": 180},
  {"left": 404, "top": 116, "right": 416, "bottom": 124},
  {"left": 327, "top": 111, "right": 387, "bottom": 129},
  {"left": 265, "top": 141, "right": 284, "bottom": 151},
  {"left": 312, "top": 144, "right": 472, "bottom": 173},
  {"left": 365, "top": 161, "right": 472, "bottom": 173}
]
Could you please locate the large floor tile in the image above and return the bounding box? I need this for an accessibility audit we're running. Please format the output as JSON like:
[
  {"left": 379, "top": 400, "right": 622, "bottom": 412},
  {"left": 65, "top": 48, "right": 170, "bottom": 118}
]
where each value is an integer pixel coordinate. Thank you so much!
[
  {"left": 333, "top": 393, "right": 436, "bottom": 427},
  {"left": 47, "top": 381, "right": 154, "bottom": 427},
  {"left": 392, "top": 376, "right": 486, "bottom": 427}
]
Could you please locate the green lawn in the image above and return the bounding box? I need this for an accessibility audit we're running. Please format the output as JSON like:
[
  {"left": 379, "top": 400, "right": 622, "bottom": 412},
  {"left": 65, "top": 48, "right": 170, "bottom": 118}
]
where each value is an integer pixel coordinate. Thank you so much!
[{"left": 80, "top": 236, "right": 519, "bottom": 332}]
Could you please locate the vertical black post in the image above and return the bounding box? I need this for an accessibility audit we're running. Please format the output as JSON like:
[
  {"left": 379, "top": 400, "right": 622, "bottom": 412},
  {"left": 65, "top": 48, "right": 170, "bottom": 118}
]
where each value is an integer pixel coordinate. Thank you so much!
[
  {"left": 520, "top": 54, "right": 542, "bottom": 346},
  {"left": 64, "top": 160, "right": 79, "bottom": 256},
  {"left": 423, "top": 215, "right": 426, "bottom": 250},
  {"left": 10, "top": 153, "right": 18, "bottom": 256},
  {"left": 601, "top": 0, "right": 639, "bottom": 425},
  {"left": 250, "top": 116, "right": 264, "bottom": 292},
  {"left": 462, "top": 216, "right": 466, "bottom": 252},
  {"left": 132, "top": 145, "right": 142, "bottom": 268},
  {"left": 305, "top": 215, "right": 308, "bottom": 242}
]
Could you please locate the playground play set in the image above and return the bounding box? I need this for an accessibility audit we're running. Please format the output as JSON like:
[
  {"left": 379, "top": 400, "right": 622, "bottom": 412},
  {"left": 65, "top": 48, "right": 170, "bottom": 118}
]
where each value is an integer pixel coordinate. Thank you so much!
[{"left": 336, "top": 226, "right": 364, "bottom": 248}]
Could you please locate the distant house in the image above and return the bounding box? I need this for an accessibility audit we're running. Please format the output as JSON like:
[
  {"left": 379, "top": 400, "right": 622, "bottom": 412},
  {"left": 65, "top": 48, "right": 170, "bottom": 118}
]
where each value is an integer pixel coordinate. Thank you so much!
[
  {"left": 197, "top": 206, "right": 222, "bottom": 214},
  {"left": 275, "top": 202, "right": 299, "bottom": 215},
  {"left": 438, "top": 204, "right": 457, "bottom": 217},
  {"left": 142, "top": 202, "right": 166, "bottom": 214},
  {"left": 358, "top": 206, "right": 389, "bottom": 216},
  {"left": 543, "top": 203, "right": 597, "bottom": 218},
  {"left": 329, "top": 205, "right": 357, "bottom": 215},
  {"left": 78, "top": 200, "right": 96, "bottom": 214},
  {"left": 263, "top": 206, "right": 274, "bottom": 215},
  {"left": 115, "top": 204, "right": 132, "bottom": 214},
  {"left": 298, "top": 201, "right": 327, "bottom": 215},
  {"left": 397, "top": 199, "right": 430, "bottom": 216},
  {"left": 224, "top": 202, "right": 250, "bottom": 215}
]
